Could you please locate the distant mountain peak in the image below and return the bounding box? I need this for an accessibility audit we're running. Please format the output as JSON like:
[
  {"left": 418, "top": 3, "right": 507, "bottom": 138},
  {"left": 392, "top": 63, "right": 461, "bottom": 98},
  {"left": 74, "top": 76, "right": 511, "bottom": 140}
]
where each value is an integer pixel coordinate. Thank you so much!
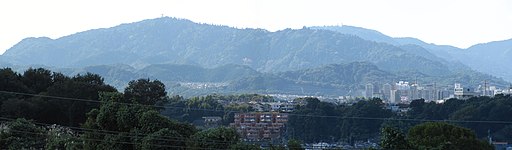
[{"left": 2, "top": 17, "right": 511, "bottom": 84}]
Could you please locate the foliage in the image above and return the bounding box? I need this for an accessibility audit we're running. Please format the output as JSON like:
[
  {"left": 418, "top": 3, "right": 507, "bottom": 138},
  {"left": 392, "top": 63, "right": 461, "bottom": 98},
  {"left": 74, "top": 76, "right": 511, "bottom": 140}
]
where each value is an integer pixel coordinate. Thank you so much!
[
  {"left": 0, "top": 68, "right": 30, "bottom": 94},
  {"left": 288, "top": 139, "right": 304, "bottom": 150},
  {"left": 0, "top": 67, "right": 509, "bottom": 149},
  {"left": 288, "top": 97, "right": 340, "bottom": 143},
  {"left": 379, "top": 127, "right": 411, "bottom": 150},
  {"left": 140, "top": 128, "right": 185, "bottom": 150},
  {"left": 228, "top": 142, "right": 261, "bottom": 150},
  {"left": 187, "top": 127, "right": 239, "bottom": 150},
  {"left": 124, "top": 78, "right": 167, "bottom": 105},
  {"left": 407, "top": 122, "right": 493, "bottom": 150},
  {"left": 162, "top": 94, "right": 260, "bottom": 126},
  {"left": 0, "top": 118, "right": 46, "bottom": 149},
  {"left": 408, "top": 95, "right": 512, "bottom": 142},
  {"left": 45, "top": 124, "right": 82, "bottom": 150},
  {"left": 21, "top": 68, "right": 53, "bottom": 94},
  {"left": 82, "top": 92, "right": 197, "bottom": 150},
  {"left": 0, "top": 68, "right": 117, "bottom": 127},
  {"left": 289, "top": 97, "right": 393, "bottom": 143},
  {"left": 278, "top": 62, "right": 395, "bottom": 90},
  {"left": 339, "top": 98, "right": 393, "bottom": 142},
  {"left": 268, "top": 144, "right": 286, "bottom": 150}
]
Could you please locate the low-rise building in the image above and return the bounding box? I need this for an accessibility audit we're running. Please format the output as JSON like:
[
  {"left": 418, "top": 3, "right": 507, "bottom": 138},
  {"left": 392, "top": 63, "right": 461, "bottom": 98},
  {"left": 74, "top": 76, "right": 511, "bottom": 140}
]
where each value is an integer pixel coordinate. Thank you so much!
[
  {"left": 230, "top": 112, "right": 288, "bottom": 142},
  {"left": 202, "top": 116, "right": 222, "bottom": 128},
  {"left": 454, "top": 83, "right": 477, "bottom": 99},
  {"left": 268, "top": 102, "right": 295, "bottom": 112}
]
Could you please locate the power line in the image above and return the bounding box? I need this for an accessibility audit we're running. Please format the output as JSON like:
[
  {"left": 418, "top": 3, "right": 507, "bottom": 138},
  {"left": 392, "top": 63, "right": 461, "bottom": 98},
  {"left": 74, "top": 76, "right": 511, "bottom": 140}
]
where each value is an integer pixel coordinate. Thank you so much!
[
  {"left": 0, "top": 90, "right": 232, "bottom": 112},
  {"left": 0, "top": 117, "right": 234, "bottom": 145},
  {"left": 0, "top": 125, "right": 227, "bottom": 150},
  {"left": 2, "top": 90, "right": 512, "bottom": 125}
]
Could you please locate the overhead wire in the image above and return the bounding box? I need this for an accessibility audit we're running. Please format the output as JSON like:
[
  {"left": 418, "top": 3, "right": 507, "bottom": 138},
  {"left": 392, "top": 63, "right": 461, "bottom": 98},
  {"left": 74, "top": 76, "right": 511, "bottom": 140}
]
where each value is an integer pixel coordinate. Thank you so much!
[
  {"left": 0, "top": 117, "right": 235, "bottom": 145},
  {"left": 2, "top": 90, "right": 512, "bottom": 125},
  {"left": 0, "top": 124, "right": 227, "bottom": 150},
  {"left": 2, "top": 89, "right": 511, "bottom": 149}
]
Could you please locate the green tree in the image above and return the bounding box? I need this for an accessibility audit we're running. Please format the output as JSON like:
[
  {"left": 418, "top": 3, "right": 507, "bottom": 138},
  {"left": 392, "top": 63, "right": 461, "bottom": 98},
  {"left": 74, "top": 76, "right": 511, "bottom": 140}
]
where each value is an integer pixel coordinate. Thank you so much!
[
  {"left": 82, "top": 92, "right": 197, "bottom": 150},
  {"left": 21, "top": 68, "right": 53, "bottom": 94},
  {"left": 0, "top": 98, "right": 39, "bottom": 120},
  {"left": 47, "top": 73, "right": 117, "bottom": 126},
  {"left": 124, "top": 78, "right": 167, "bottom": 105},
  {"left": 0, "top": 68, "right": 30, "bottom": 94},
  {"left": 288, "top": 97, "right": 340, "bottom": 143},
  {"left": 0, "top": 118, "right": 46, "bottom": 149},
  {"left": 138, "top": 110, "right": 196, "bottom": 137},
  {"left": 288, "top": 139, "right": 304, "bottom": 150},
  {"left": 187, "top": 127, "right": 239, "bottom": 150},
  {"left": 268, "top": 144, "right": 286, "bottom": 150},
  {"left": 228, "top": 142, "right": 261, "bottom": 150},
  {"left": 340, "top": 98, "right": 392, "bottom": 142},
  {"left": 379, "top": 127, "right": 411, "bottom": 150},
  {"left": 407, "top": 122, "right": 493, "bottom": 150},
  {"left": 140, "top": 128, "right": 185, "bottom": 150},
  {"left": 45, "top": 124, "right": 82, "bottom": 149}
]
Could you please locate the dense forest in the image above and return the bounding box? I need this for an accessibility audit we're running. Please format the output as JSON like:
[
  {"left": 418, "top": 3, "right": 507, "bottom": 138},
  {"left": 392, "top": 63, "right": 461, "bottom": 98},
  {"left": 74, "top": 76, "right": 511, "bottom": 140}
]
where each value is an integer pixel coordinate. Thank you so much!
[
  {"left": 288, "top": 95, "right": 512, "bottom": 146},
  {"left": 0, "top": 67, "right": 505, "bottom": 149},
  {"left": 0, "top": 67, "right": 260, "bottom": 149}
]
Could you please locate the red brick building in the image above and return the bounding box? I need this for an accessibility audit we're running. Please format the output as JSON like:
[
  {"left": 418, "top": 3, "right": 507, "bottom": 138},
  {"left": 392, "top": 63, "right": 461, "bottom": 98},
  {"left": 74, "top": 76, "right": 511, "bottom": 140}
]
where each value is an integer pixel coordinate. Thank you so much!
[{"left": 230, "top": 112, "right": 288, "bottom": 141}]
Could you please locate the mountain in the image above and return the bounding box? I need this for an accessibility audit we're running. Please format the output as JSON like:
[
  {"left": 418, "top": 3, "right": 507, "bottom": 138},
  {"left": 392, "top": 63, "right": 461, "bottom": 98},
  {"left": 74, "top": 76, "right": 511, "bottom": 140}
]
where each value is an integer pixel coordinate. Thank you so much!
[
  {"left": 56, "top": 63, "right": 259, "bottom": 90},
  {"left": 229, "top": 62, "right": 395, "bottom": 96},
  {"left": 92, "top": 62, "right": 510, "bottom": 96},
  {"left": 461, "top": 39, "right": 512, "bottom": 81},
  {"left": 2, "top": 17, "right": 454, "bottom": 77},
  {"left": 1, "top": 17, "right": 510, "bottom": 96},
  {"left": 311, "top": 25, "right": 512, "bottom": 82},
  {"left": 2, "top": 60, "right": 507, "bottom": 97},
  {"left": 278, "top": 62, "right": 395, "bottom": 89},
  {"left": 310, "top": 25, "right": 399, "bottom": 45},
  {"left": 278, "top": 62, "right": 508, "bottom": 90},
  {"left": 310, "top": 26, "right": 462, "bottom": 61},
  {"left": 138, "top": 63, "right": 260, "bottom": 82}
]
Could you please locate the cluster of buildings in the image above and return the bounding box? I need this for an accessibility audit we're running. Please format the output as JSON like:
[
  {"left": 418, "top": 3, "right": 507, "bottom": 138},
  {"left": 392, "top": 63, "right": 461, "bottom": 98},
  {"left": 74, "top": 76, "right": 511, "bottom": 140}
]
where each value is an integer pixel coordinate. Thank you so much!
[
  {"left": 248, "top": 101, "right": 296, "bottom": 112},
  {"left": 365, "top": 81, "right": 451, "bottom": 103},
  {"left": 195, "top": 81, "right": 512, "bottom": 145},
  {"left": 454, "top": 83, "right": 512, "bottom": 99},
  {"left": 366, "top": 81, "right": 512, "bottom": 103}
]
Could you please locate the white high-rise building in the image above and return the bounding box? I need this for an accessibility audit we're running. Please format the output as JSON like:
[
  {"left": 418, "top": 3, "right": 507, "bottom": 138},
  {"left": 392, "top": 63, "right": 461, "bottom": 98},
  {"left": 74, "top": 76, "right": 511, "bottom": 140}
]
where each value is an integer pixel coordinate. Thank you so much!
[
  {"left": 390, "top": 90, "right": 401, "bottom": 104},
  {"left": 365, "top": 83, "right": 374, "bottom": 99},
  {"left": 382, "top": 83, "right": 392, "bottom": 101}
]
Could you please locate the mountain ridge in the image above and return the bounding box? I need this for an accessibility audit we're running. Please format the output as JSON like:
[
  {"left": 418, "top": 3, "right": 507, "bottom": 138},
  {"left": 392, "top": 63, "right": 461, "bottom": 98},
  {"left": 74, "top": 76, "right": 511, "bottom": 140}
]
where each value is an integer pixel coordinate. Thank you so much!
[
  {"left": 311, "top": 25, "right": 512, "bottom": 81},
  {"left": 1, "top": 17, "right": 454, "bottom": 76},
  {"left": 1, "top": 17, "right": 510, "bottom": 96}
]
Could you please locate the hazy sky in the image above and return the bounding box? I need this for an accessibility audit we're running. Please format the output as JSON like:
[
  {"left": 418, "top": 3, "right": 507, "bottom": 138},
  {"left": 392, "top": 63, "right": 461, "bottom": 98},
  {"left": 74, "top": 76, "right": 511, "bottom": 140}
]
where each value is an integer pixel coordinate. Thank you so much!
[{"left": 1, "top": 0, "right": 511, "bottom": 54}]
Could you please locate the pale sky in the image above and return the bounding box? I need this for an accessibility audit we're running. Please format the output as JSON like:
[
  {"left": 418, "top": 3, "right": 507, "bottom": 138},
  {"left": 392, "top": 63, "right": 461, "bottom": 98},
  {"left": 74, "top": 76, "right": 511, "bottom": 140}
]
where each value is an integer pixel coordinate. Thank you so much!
[{"left": 1, "top": 0, "right": 512, "bottom": 54}]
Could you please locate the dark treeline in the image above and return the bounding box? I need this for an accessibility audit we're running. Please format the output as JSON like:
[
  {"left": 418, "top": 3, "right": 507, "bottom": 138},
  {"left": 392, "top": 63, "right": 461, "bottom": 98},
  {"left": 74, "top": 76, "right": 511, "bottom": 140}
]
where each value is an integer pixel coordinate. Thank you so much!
[
  {"left": 408, "top": 95, "right": 512, "bottom": 142},
  {"left": 0, "top": 67, "right": 260, "bottom": 149},
  {"left": 288, "top": 98, "right": 392, "bottom": 143},
  {"left": 0, "top": 67, "right": 117, "bottom": 126},
  {"left": 288, "top": 95, "right": 512, "bottom": 145}
]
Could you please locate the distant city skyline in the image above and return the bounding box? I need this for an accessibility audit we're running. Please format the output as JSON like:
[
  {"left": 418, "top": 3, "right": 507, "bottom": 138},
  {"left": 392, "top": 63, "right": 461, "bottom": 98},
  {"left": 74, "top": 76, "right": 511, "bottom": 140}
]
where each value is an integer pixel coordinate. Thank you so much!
[{"left": 1, "top": 0, "right": 512, "bottom": 54}]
